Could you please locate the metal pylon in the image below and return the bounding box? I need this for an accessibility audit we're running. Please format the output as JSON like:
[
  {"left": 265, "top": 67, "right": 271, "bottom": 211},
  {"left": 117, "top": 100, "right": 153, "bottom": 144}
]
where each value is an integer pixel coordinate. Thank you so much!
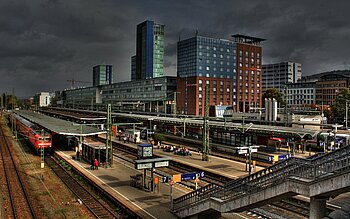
[
  {"left": 202, "top": 84, "right": 209, "bottom": 161},
  {"left": 106, "top": 104, "right": 112, "bottom": 166}
]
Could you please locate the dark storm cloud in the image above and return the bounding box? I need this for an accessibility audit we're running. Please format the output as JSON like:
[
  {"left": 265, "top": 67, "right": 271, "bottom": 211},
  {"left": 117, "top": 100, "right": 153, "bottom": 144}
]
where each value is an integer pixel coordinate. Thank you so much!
[{"left": 1, "top": 0, "right": 350, "bottom": 97}]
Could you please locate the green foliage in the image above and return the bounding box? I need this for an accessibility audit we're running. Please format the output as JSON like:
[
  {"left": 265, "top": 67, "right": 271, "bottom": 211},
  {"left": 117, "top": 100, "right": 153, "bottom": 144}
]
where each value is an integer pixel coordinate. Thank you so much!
[
  {"left": 330, "top": 88, "right": 350, "bottom": 121},
  {"left": 317, "top": 133, "right": 325, "bottom": 142},
  {"left": 262, "top": 88, "right": 285, "bottom": 107},
  {"left": 153, "top": 133, "right": 165, "bottom": 142},
  {"left": 1, "top": 93, "right": 20, "bottom": 110}
]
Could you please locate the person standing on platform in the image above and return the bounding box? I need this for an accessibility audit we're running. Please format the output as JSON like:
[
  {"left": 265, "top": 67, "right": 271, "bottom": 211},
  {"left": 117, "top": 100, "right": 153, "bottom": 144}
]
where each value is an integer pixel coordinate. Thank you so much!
[
  {"left": 90, "top": 158, "right": 95, "bottom": 170},
  {"left": 94, "top": 159, "right": 99, "bottom": 170}
]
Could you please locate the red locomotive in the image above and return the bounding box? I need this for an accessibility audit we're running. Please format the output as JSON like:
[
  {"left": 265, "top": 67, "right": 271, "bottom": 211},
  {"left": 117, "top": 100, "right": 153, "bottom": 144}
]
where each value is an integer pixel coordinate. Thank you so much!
[{"left": 14, "top": 114, "right": 52, "bottom": 152}]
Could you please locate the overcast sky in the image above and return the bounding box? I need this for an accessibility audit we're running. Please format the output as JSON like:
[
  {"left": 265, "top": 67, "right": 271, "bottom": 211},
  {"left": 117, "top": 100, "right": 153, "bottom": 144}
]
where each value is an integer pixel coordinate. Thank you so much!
[{"left": 1, "top": 0, "right": 350, "bottom": 98}]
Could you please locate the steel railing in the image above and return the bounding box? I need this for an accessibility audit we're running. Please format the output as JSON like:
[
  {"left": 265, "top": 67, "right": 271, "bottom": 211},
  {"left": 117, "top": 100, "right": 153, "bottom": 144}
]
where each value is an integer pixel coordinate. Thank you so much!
[{"left": 172, "top": 145, "right": 350, "bottom": 213}]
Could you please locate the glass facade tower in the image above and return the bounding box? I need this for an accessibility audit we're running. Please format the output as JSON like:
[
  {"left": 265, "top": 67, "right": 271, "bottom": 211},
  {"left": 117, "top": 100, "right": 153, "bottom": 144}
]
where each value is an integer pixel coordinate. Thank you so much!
[
  {"left": 93, "top": 65, "right": 113, "bottom": 87},
  {"left": 136, "top": 20, "right": 164, "bottom": 80}
]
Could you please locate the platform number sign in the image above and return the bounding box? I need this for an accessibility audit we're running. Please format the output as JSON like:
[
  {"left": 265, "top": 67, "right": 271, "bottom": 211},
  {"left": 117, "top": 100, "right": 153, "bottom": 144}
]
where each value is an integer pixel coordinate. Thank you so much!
[
  {"left": 163, "top": 176, "right": 169, "bottom": 183},
  {"left": 199, "top": 171, "right": 205, "bottom": 178}
]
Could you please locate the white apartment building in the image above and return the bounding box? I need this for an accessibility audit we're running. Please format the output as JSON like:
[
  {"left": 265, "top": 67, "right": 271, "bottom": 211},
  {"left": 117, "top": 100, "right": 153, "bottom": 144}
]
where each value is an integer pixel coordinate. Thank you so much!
[{"left": 262, "top": 62, "right": 302, "bottom": 93}]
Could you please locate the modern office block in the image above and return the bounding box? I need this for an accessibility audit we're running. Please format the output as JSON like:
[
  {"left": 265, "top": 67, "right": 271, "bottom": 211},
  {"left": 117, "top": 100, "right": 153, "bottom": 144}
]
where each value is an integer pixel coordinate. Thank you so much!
[
  {"left": 131, "top": 55, "right": 136, "bottom": 81},
  {"left": 136, "top": 20, "right": 164, "bottom": 80},
  {"left": 262, "top": 62, "right": 302, "bottom": 92},
  {"left": 93, "top": 65, "right": 113, "bottom": 86},
  {"left": 177, "top": 34, "right": 264, "bottom": 114},
  {"left": 286, "top": 81, "right": 316, "bottom": 110}
]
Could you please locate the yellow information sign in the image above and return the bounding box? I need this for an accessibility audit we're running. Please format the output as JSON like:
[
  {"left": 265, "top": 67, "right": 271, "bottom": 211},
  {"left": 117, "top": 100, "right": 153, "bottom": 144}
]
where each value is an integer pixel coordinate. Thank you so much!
[{"left": 172, "top": 174, "right": 181, "bottom": 183}]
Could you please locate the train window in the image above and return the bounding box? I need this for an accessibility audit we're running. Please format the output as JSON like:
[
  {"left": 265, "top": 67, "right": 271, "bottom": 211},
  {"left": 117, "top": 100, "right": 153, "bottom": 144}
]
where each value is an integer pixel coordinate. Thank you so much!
[{"left": 38, "top": 137, "right": 50, "bottom": 141}]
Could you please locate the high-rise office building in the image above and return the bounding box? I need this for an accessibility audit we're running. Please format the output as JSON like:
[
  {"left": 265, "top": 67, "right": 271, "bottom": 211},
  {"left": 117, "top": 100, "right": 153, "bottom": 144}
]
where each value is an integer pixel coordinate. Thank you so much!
[
  {"left": 177, "top": 34, "right": 264, "bottom": 115},
  {"left": 93, "top": 65, "right": 113, "bottom": 86},
  {"left": 131, "top": 55, "right": 136, "bottom": 81},
  {"left": 262, "top": 62, "right": 302, "bottom": 93},
  {"left": 136, "top": 20, "right": 165, "bottom": 80}
]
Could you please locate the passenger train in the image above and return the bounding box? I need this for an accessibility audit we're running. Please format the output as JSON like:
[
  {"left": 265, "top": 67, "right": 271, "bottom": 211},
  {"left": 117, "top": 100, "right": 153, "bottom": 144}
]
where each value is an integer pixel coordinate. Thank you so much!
[{"left": 14, "top": 114, "right": 52, "bottom": 153}]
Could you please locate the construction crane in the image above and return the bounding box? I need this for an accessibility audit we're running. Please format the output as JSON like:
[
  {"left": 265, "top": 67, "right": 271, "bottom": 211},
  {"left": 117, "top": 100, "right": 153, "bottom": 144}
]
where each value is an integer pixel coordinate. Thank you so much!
[{"left": 67, "top": 79, "right": 91, "bottom": 89}]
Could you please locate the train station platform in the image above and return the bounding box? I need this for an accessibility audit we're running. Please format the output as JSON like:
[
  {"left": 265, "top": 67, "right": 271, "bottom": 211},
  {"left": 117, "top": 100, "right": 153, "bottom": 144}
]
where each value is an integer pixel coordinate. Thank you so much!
[
  {"left": 56, "top": 137, "right": 350, "bottom": 219},
  {"left": 56, "top": 149, "right": 181, "bottom": 219},
  {"left": 55, "top": 136, "right": 268, "bottom": 219},
  {"left": 103, "top": 135, "right": 265, "bottom": 178}
]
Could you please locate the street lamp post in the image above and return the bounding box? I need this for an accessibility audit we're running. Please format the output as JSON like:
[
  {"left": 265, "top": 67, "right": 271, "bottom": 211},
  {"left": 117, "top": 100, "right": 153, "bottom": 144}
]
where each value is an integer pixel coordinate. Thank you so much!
[
  {"left": 346, "top": 100, "right": 348, "bottom": 130},
  {"left": 148, "top": 118, "right": 154, "bottom": 144}
]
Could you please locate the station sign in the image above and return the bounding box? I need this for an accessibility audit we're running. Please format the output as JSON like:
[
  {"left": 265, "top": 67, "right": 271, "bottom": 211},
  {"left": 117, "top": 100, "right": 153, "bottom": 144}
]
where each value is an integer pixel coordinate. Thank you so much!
[
  {"left": 163, "top": 176, "right": 169, "bottom": 183},
  {"left": 136, "top": 163, "right": 153, "bottom": 169},
  {"left": 181, "top": 172, "right": 197, "bottom": 181},
  {"left": 237, "top": 149, "right": 248, "bottom": 154},
  {"left": 236, "top": 148, "right": 258, "bottom": 154},
  {"left": 173, "top": 174, "right": 181, "bottom": 183},
  {"left": 135, "top": 160, "right": 169, "bottom": 170},
  {"left": 251, "top": 148, "right": 258, "bottom": 153},
  {"left": 134, "top": 158, "right": 170, "bottom": 170},
  {"left": 155, "top": 161, "right": 169, "bottom": 168}
]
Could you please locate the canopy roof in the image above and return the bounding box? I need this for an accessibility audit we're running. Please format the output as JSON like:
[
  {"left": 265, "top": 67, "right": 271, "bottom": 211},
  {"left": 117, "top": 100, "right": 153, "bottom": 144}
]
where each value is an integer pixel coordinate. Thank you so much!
[{"left": 15, "top": 110, "right": 106, "bottom": 136}]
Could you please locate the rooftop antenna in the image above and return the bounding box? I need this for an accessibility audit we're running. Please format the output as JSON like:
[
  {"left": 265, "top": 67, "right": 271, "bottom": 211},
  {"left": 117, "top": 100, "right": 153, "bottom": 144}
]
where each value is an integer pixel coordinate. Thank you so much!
[{"left": 195, "top": 29, "right": 198, "bottom": 37}]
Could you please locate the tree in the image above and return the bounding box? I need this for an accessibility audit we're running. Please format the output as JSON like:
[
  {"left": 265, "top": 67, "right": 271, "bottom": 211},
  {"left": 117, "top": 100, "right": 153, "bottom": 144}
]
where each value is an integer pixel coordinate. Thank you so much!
[
  {"left": 330, "top": 88, "right": 350, "bottom": 122},
  {"left": 262, "top": 88, "right": 285, "bottom": 107},
  {"left": 152, "top": 133, "right": 165, "bottom": 145}
]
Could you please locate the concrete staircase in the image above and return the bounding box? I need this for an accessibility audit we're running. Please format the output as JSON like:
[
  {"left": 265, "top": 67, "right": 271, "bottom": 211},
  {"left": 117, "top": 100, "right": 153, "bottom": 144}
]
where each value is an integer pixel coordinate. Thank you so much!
[{"left": 172, "top": 145, "right": 350, "bottom": 218}]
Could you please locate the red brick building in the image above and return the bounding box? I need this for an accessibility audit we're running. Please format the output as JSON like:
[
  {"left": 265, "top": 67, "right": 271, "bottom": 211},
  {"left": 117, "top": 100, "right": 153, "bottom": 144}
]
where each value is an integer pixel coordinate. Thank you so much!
[
  {"left": 176, "top": 77, "right": 232, "bottom": 116},
  {"left": 177, "top": 34, "right": 264, "bottom": 116}
]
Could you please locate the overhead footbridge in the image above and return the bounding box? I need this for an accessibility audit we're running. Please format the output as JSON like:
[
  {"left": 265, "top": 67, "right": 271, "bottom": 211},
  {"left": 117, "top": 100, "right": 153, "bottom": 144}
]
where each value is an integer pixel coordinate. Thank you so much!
[{"left": 172, "top": 145, "right": 350, "bottom": 219}]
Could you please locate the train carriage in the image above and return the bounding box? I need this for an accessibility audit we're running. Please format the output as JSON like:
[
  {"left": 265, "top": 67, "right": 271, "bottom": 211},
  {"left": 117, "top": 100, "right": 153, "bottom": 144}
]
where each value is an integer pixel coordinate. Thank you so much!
[{"left": 14, "top": 114, "right": 52, "bottom": 153}]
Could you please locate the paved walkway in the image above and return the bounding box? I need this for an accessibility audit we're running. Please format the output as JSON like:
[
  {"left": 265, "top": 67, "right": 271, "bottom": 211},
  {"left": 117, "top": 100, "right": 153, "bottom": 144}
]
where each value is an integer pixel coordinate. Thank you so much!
[
  {"left": 57, "top": 136, "right": 350, "bottom": 219},
  {"left": 58, "top": 149, "right": 180, "bottom": 219},
  {"left": 57, "top": 136, "right": 268, "bottom": 218}
]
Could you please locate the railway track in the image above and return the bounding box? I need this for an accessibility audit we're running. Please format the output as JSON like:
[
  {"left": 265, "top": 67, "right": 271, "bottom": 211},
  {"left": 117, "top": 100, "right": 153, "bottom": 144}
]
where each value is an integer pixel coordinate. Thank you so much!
[
  {"left": 101, "top": 137, "right": 338, "bottom": 218},
  {"left": 103, "top": 137, "right": 231, "bottom": 186},
  {"left": 0, "top": 120, "right": 36, "bottom": 219},
  {"left": 271, "top": 199, "right": 309, "bottom": 217},
  {"left": 45, "top": 155, "right": 120, "bottom": 219}
]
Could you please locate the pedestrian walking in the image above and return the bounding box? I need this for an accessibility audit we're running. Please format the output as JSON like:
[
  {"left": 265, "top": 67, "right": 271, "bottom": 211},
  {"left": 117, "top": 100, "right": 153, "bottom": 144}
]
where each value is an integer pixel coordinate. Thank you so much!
[
  {"left": 90, "top": 158, "right": 95, "bottom": 170},
  {"left": 94, "top": 159, "right": 99, "bottom": 170}
]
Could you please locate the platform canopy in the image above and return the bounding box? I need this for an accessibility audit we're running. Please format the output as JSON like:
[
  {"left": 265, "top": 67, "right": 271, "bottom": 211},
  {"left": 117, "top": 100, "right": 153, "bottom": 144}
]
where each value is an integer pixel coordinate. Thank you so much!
[{"left": 15, "top": 110, "right": 106, "bottom": 136}]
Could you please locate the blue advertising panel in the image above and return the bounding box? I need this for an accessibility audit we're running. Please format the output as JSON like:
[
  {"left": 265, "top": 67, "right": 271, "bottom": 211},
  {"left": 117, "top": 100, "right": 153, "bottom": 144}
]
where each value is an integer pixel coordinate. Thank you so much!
[{"left": 181, "top": 172, "right": 197, "bottom": 181}]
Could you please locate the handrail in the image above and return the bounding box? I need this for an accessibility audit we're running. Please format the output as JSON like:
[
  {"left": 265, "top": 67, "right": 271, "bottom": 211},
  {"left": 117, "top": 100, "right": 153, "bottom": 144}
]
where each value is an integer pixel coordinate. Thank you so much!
[{"left": 172, "top": 145, "right": 350, "bottom": 213}]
